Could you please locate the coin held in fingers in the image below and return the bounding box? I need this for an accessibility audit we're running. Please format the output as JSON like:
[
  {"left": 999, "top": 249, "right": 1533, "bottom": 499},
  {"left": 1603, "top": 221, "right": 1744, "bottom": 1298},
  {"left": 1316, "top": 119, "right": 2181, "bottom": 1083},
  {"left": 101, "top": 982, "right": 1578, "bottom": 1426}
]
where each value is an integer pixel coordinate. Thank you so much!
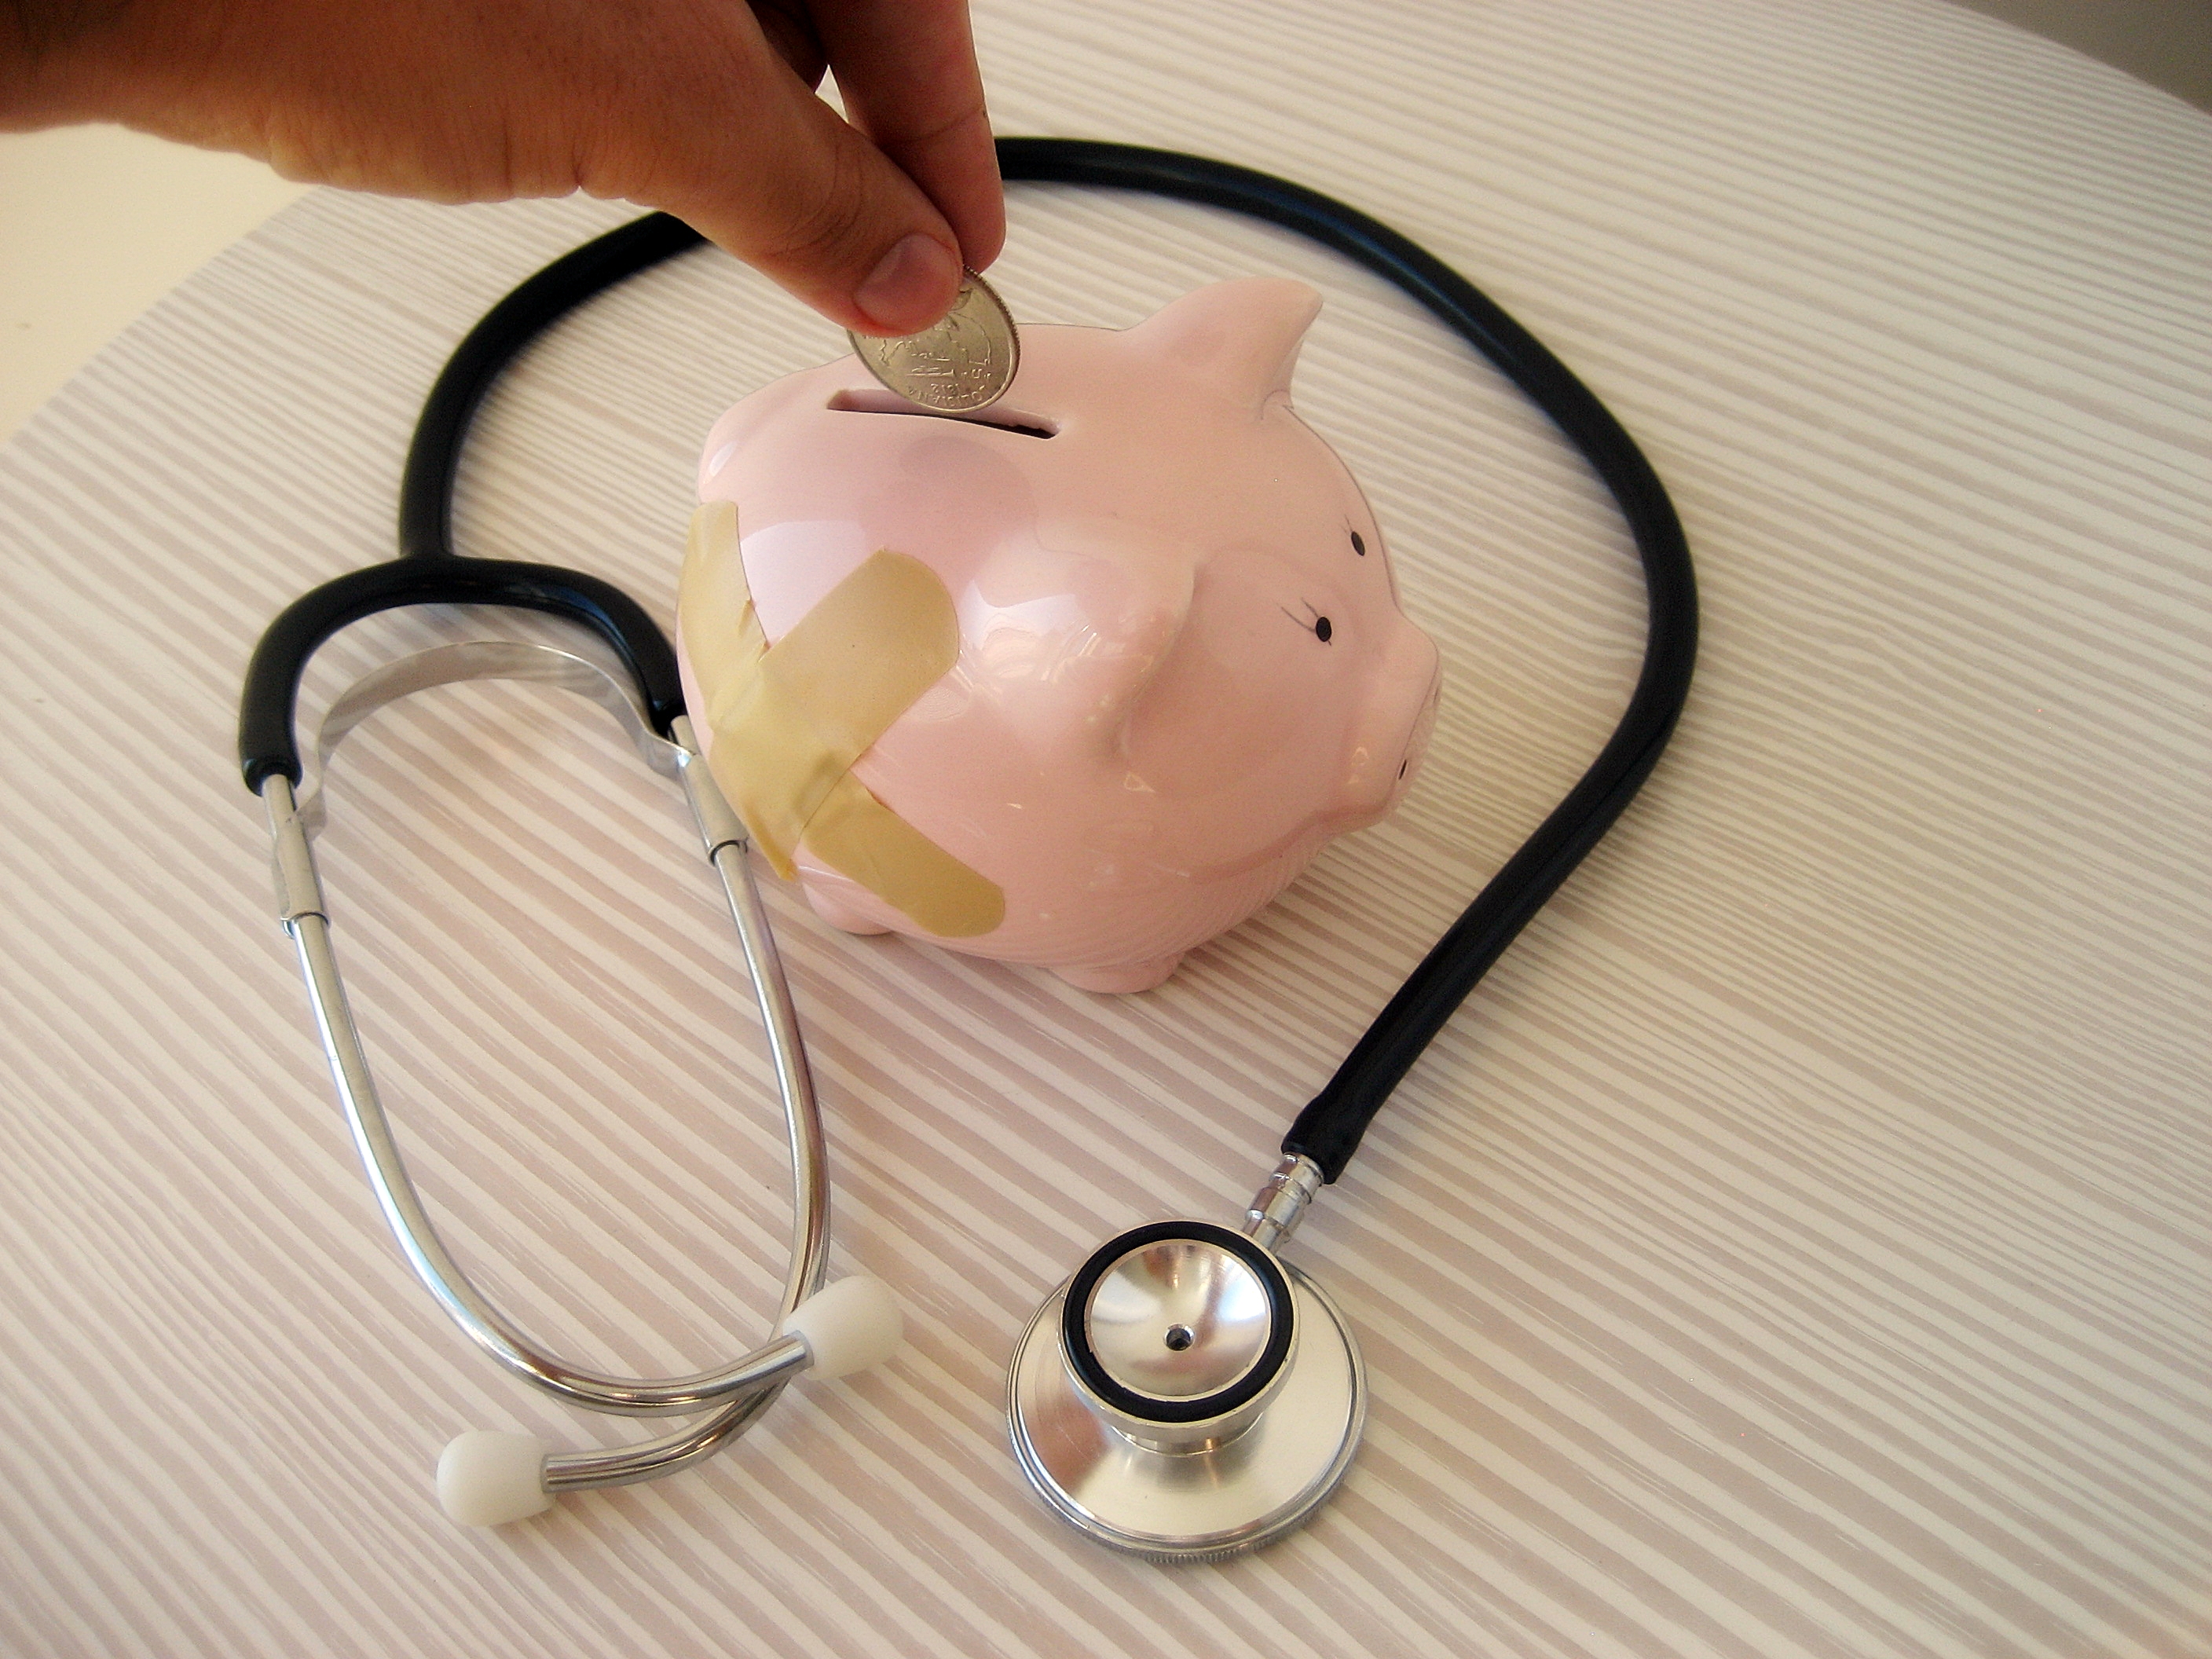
[{"left": 848, "top": 270, "right": 1020, "bottom": 413}]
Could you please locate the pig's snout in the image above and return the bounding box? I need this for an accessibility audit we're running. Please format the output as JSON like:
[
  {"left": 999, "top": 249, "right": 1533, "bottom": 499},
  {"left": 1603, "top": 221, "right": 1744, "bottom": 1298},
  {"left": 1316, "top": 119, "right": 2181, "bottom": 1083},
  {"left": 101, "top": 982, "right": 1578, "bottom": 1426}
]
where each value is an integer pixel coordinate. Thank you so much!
[
  {"left": 1336, "top": 623, "right": 1441, "bottom": 826},
  {"left": 1392, "top": 670, "right": 1441, "bottom": 808}
]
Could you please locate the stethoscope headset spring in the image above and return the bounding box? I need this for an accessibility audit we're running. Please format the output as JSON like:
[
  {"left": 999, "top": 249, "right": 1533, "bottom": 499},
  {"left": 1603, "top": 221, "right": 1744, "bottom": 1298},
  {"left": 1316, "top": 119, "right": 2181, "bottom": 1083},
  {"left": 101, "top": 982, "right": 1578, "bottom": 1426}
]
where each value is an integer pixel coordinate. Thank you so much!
[{"left": 238, "top": 137, "right": 1696, "bottom": 1546}]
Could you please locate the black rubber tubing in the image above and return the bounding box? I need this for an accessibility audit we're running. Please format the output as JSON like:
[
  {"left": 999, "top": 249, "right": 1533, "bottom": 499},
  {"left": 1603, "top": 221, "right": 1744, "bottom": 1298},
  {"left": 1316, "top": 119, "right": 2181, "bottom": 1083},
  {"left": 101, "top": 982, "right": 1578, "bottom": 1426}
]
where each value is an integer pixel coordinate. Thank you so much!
[
  {"left": 236, "top": 212, "right": 704, "bottom": 788},
  {"left": 994, "top": 142, "right": 1697, "bottom": 1181},
  {"left": 235, "top": 137, "right": 1697, "bottom": 1185}
]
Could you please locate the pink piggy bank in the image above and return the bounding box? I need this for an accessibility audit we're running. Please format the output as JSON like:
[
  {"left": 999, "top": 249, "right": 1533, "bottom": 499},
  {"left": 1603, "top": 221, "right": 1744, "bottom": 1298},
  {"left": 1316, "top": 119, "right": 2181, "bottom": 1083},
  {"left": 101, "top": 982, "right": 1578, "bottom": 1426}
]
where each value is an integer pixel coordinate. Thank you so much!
[{"left": 678, "top": 279, "right": 1439, "bottom": 992}]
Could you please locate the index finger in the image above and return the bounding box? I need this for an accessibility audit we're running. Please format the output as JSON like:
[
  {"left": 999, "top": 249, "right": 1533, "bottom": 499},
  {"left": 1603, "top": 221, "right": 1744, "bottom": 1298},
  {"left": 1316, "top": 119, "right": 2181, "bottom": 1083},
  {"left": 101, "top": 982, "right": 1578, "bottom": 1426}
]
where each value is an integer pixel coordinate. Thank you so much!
[{"left": 810, "top": 0, "right": 1005, "bottom": 269}]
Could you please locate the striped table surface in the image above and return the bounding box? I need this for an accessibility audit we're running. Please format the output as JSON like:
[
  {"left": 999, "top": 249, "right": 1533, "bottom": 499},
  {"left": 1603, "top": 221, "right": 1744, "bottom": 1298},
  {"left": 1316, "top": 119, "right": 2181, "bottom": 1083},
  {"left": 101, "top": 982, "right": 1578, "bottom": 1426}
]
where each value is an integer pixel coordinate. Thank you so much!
[{"left": 2, "top": 2, "right": 2205, "bottom": 1656}]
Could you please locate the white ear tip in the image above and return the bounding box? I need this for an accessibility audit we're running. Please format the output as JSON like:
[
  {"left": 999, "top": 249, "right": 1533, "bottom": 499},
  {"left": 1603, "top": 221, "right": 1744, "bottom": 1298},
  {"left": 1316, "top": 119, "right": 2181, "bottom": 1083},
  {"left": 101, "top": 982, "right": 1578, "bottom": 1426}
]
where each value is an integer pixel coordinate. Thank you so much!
[
  {"left": 782, "top": 1275, "right": 903, "bottom": 1381},
  {"left": 438, "top": 1430, "right": 553, "bottom": 1527}
]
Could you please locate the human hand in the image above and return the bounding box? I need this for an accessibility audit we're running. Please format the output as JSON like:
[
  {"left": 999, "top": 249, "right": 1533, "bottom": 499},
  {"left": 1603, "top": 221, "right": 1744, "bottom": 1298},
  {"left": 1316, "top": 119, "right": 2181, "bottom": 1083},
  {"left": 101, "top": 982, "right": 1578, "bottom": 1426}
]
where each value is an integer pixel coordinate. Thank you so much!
[{"left": 2, "top": 0, "right": 1003, "bottom": 334}]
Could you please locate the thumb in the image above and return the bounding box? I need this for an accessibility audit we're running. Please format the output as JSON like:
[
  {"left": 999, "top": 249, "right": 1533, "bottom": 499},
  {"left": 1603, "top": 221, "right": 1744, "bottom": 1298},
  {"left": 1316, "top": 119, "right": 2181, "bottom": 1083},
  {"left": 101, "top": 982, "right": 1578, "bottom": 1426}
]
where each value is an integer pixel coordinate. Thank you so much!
[{"left": 617, "top": 52, "right": 965, "bottom": 338}]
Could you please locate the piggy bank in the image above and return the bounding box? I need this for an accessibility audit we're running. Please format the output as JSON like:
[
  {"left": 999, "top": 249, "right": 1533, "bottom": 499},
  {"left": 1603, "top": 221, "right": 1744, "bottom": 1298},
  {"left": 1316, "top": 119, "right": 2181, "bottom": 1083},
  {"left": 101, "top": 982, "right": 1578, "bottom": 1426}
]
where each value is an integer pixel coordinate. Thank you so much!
[{"left": 677, "top": 279, "right": 1439, "bottom": 992}]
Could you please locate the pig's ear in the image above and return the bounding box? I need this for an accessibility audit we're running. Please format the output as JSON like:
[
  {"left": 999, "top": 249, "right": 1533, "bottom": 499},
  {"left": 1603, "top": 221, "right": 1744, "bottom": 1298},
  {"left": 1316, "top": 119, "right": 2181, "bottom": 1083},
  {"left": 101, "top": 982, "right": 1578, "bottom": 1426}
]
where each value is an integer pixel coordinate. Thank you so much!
[{"left": 1123, "top": 279, "right": 1323, "bottom": 405}]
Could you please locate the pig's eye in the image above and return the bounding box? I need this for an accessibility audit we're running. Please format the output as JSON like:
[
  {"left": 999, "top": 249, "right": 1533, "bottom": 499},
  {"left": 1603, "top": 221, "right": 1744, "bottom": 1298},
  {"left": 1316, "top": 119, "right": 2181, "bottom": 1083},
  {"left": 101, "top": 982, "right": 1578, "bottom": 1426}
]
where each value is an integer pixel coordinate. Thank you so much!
[
  {"left": 1315, "top": 616, "right": 1334, "bottom": 643},
  {"left": 1350, "top": 530, "right": 1367, "bottom": 556},
  {"left": 1281, "top": 603, "right": 1335, "bottom": 644}
]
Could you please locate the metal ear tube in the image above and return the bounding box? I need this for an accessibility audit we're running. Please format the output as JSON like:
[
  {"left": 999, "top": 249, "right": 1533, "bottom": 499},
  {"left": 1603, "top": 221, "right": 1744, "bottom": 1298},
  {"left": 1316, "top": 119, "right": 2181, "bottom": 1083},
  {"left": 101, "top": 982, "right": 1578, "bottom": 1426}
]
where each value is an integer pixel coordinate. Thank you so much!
[{"left": 260, "top": 645, "right": 899, "bottom": 1526}]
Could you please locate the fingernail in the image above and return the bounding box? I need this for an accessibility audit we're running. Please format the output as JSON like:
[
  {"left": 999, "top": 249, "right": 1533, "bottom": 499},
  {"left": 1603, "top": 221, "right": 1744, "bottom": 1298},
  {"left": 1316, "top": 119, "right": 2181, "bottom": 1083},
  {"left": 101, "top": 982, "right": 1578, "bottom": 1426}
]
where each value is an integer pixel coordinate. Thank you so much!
[{"left": 855, "top": 233, "right": 961, "bottom": 333}]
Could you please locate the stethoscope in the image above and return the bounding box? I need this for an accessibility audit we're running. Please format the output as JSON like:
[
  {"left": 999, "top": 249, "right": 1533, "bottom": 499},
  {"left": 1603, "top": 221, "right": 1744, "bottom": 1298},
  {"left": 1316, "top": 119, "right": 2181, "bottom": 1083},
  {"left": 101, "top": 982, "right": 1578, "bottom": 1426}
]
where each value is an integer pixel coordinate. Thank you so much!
[{"left": 240, "top": 139, "right": 1697, "bottom": 1557}]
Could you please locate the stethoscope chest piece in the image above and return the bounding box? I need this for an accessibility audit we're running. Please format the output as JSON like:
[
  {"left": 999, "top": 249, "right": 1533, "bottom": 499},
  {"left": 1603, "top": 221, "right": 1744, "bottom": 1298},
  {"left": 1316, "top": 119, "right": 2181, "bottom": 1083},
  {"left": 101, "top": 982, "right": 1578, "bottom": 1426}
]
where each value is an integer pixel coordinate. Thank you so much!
[{"left": 1008, "top": 1221, "right": 1366, "bottom": 1561}]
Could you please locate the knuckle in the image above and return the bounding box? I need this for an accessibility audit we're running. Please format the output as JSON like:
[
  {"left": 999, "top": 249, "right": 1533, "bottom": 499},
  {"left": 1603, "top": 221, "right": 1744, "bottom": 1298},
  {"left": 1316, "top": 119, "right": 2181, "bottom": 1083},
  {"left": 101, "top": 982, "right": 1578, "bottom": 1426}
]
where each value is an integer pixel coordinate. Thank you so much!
[{"left": 766, "top": 143, "right": 877, "bottom": 269}]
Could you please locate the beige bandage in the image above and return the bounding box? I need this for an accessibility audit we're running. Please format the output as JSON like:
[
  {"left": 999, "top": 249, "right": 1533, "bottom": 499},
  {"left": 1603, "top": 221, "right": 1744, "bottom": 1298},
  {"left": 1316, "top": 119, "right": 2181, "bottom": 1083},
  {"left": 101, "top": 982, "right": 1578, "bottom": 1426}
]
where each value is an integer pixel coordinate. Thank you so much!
[{"left": 679, "top": 503, "right": 1005, "bottom": 939}]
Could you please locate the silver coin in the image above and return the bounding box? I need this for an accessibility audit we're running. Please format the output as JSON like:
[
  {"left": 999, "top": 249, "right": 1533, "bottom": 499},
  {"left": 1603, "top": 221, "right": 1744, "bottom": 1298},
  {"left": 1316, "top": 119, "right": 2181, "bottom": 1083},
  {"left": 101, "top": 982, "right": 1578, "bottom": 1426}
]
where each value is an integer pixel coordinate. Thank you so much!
[{"left": 848, "top": 269, "right": 1020, "bottom": 412}]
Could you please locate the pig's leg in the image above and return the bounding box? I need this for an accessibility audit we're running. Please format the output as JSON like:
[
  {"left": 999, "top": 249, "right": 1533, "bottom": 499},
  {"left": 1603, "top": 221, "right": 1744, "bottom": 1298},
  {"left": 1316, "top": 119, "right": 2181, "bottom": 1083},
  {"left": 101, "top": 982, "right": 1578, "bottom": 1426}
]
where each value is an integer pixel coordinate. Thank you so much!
[{"left": 1053, "top": 954, "right": 1183, "bottom": 994}]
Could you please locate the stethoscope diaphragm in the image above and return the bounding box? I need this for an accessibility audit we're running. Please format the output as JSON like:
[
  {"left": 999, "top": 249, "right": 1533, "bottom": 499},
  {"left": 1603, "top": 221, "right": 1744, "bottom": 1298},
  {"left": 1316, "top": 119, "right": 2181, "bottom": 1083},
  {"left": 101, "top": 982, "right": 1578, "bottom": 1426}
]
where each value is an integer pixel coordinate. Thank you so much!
[{"left": 1008, "top": 1220, "right": 1366, "bottom": 1562}]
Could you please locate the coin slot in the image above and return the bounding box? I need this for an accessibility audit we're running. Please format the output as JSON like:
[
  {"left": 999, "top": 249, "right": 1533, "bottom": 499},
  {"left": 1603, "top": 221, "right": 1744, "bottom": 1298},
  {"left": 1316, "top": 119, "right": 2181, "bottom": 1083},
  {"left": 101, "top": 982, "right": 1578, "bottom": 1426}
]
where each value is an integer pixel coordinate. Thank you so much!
[{"left": 829, "top": 387, "right": 1057, "bottom": 438}]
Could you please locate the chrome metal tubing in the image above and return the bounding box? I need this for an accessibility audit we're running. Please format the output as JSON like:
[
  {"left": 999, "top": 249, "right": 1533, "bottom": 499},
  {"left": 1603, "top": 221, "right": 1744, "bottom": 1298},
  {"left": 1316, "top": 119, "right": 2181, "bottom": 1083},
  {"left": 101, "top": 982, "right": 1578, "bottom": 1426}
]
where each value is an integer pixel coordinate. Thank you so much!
[
  {"left": 263, "top": 659, "right": 834, "bottom": 1489},
  {"left": 1243, "top": 1154, "right": 1324, "bottom": 1251},
  {"left": 545, "top": 723, "right": 834, "bottom": 1492},
  {"left": 671, "top": 712, "right": 830, "bottom": 1320}
]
